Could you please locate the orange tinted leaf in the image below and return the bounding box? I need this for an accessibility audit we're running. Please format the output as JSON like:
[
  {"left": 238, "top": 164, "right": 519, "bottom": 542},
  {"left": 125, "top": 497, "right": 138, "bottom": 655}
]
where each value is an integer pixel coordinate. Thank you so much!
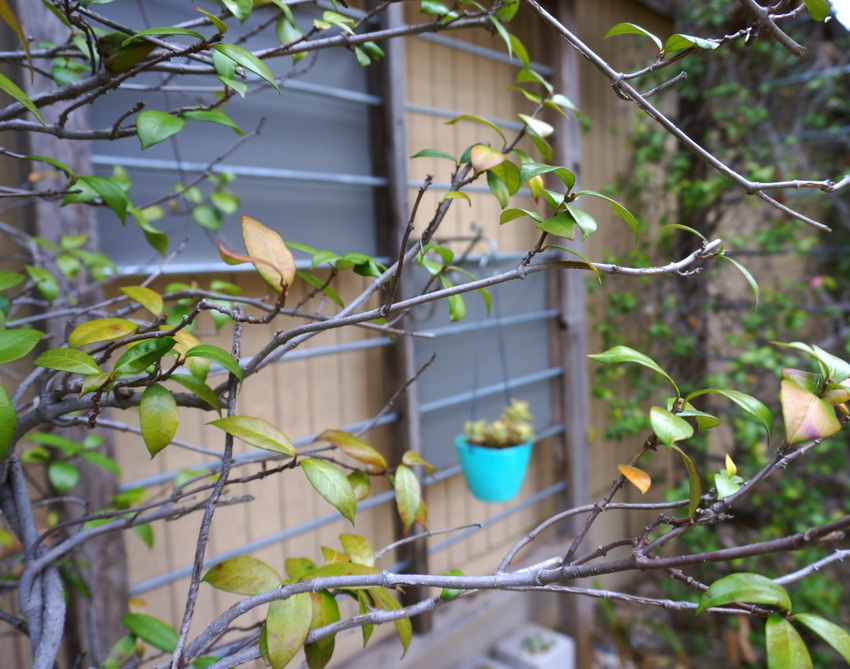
[
  {"left": 470, "top": 144, "right": 506, "bottom": 172},
  {"left": 317, "top": 429, "right": 387, "bottom": 471},
  {"left": 242, "top": 215, "right": 296, "bottom": 293},
  {"left": 780, "top": 380, "right": 841, "bottom": 444},
  {"left": 618, "top": 464, "right": 651, "bottom": 494}
]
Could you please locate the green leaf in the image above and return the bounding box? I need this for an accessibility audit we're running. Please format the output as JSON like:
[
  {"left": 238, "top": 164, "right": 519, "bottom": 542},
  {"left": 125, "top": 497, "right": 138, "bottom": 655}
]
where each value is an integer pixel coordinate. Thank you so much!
[
  {"left": 0, "top": 269, "right": 24, "bottom": 291},
  {"left": 486, "top": 170, "right": 510, "bottom": 209},
  {"left": 780, "top": 379, "right": 841, "bottom": 444},
  {"left": 0, "top": 383, "right": 15, "bottom": 460},
  {"left": 266, "top": 594, "right": 313, "bottom": 669},
  {"left": 588, "top": 345, "right": 679, "bottom": 396},
  {"left": 719, "top": 255, "right": 759, "bottom": 307},
  {"left": 516, "top": 68, "right": 553, "bottom": 94},
  {"left": 500, "top": 208, "right": 543, "bottom": 225},
  {"left": 79, "top": 450, "right": 121, "bottom": 476},
  {"left": 305, "top": 592, "right": 339, "bottom": 669},
  {"left": 696, "top": 573, "right": 791, "bottom": 615},
  {"left": 650, "top": 407, "right": 694, "bottom": 449},
  {"left": 0, "top": 0, "right": 32, "bottom": 77},
  {"left": 300, "top": 459, "right": 356, "bottom": 524},
  {"left": 48, "top": 461, "right": 79, "bottom": 492},
  {"left": 774, "top": 341, "right": 850, "bottom": 384},
  {"left": 185, "top": 344, "right": 243, "bottom": 380},
  {"left": 353, "top": 46, "right": 370, "bottom": 67},
  {"left": 132, "top": 523, "right": 154, "bottom": 548},
  {"left": 793, "top": 614, "right": 850, "bottom": 663},
  {"left": 140, "top": 384, "right": 178, "bottom": 458},
  {"left": 445, "top": 115, "right": 506, "bottom": 144},
  {"left": 203, "top": 556, "right": 282, "bottom": 595},
  {"left": 714, "top": 470, "right": 743, "bottom": 499},
  {"left": 356, "top": 591, "right": 374, "bottom": 645},
  {"left": 171, "top": 374, "right": 221, "bottom": 414},
  {"left": 121, "top": 613, "right": 178, "bottom": 654},
  {"left": 33, "top": 348, "right": 101, "bottom": 375},
  {"left": 284, "top": 557, "right": 317, "bottom": 579},
  {"left": 665, "top": 33, "right": 719, "bottom": 51},
  {"left": 658, "top": 223, "right": 707, "bottom": 241},
  {"left": 672, "top": 445, "right": 701, "bottom": 515},
  {"left": 339, "top": 534, "right": 375, "bottom": 567},
  {"left": 537, "top": 211, "right": 576, "bottom": 240},
  {"left": 576, "top": 190, "right": 639, "bottom": 241},
  {"left": 394, "top": 464, "right": 421, "bottom": 536},
  {"left": 369, "top": 588, "right": 411, "bottom": 656},
  {"left": 317, "top": 430, "right": 387, "bottom": 471},
  {"left": 213, "top": 43, "right": 279, "bottom": 92},
  {"left": 103, "top": 635, "right": 136, "bottom": 669},
  {"left": 603, "top": 22, "right": 662, "bottom": 50},
  {"left": 24, "top": 265, "right": 58, "bottom": 304},
  {"left": 181, "top": 109, "right": 244, "bottom": 135},
  {"left": 440, "top": 569, "right": 465, "bottom": 600},
  {"left": 195, "top": 6, "right": 228, "bottom": 33},
  {"left": 444, "top": 191, "right": 471, "bottom": 205},
  {"left": 296, "top": 271, "right": 343, "bottom": 307},
  {"left": 565, "top": 205, "right": 597, "bottom": 240},
  {"left": 669, "top": 400, "right": 720, "bottom": 432},
  {"left": 420, "top": 0, "right": 453, "bottom": 16},
  {"left": 686, "top": 389, "right": 773, "bottom": 441},
  {"left": 348, "top": 470, "right": 371, "bottom": 501},
  {"left": 220, "top": 0, "right": 252, "bottom": 22},
  {"left": 208, "top": 416, "right": 295, "bottom": 456},
  {"left": 439, "top": 275, "right": 466, "bottom": 322},
  {"left": 123, "top": 27, "right": 204, "bottom": 45},
  {"left": 410, "top": 148, "right": 456, "bottom": 162},
  {"left": 113, "top": 338, "right": 177, "bottom": 375},
  {"left": 0, "top": 72, "right": 44, "bottom": 126},
  {"left": 803, "top": 0, "right": 831, "bottom": 21},
  {"left": 544, "top": 244, "right": 601, "bottom": 283},
  {"left": 0, "top": 329, "right": 43, "bottom": 364},
  {"left": 766, "top": 614, "right": 813, "bottom": 669},
  {"left": 518, "top": 163, "right": 575, "bottom": 191},
  {"left": 137, "top": 111, "right": 185, "bottom": 150}
]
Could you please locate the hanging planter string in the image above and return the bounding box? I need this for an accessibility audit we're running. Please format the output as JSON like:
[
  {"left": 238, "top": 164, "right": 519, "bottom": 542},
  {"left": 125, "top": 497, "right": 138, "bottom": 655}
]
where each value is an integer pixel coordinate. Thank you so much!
[{"left": 456, "top": 252, "right": 536, "bottom": 503}]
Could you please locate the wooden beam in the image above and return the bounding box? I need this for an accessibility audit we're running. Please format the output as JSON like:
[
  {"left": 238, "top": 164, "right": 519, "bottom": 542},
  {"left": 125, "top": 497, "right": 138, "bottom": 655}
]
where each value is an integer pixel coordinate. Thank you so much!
[
  {"left": 551, "top": 0, "right": 594, "bottom": 665},
  {"left": 367, "top": 0, "right": 433, "bottom": 634}
]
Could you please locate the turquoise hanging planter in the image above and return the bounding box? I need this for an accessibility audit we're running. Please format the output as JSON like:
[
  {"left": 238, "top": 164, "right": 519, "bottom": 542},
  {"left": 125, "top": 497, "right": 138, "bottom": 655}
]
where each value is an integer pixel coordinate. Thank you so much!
[{"left": 455, "top": 434, "right": 534, "bottom": 503}]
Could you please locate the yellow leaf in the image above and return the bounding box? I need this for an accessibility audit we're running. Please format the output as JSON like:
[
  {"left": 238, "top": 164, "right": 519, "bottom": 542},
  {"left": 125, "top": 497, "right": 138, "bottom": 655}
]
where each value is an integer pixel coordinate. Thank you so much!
[
  {"left": 618, "top": 464, "right": 651, "bottom": 494},
  {"left": 241, "top": 215, "right": 295, "bottom": 293},
  {"left": 68, "top": 318, "right": 137, "bottom": 348},
  {"left": 121, "top": 286, "right": 163, "bottom": 317}
]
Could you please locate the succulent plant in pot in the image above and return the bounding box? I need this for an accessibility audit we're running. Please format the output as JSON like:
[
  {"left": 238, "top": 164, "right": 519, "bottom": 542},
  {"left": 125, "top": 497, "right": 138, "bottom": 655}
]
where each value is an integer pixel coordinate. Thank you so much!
[{"left": 455, "top": 399, "right": 536, "bottom": 502}]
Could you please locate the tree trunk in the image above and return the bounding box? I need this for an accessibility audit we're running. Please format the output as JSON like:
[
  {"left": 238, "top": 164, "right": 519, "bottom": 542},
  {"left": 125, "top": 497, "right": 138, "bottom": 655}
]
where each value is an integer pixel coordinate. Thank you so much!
[{"left": 16, "top": 2, "right": 130, "bottom": 665}]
